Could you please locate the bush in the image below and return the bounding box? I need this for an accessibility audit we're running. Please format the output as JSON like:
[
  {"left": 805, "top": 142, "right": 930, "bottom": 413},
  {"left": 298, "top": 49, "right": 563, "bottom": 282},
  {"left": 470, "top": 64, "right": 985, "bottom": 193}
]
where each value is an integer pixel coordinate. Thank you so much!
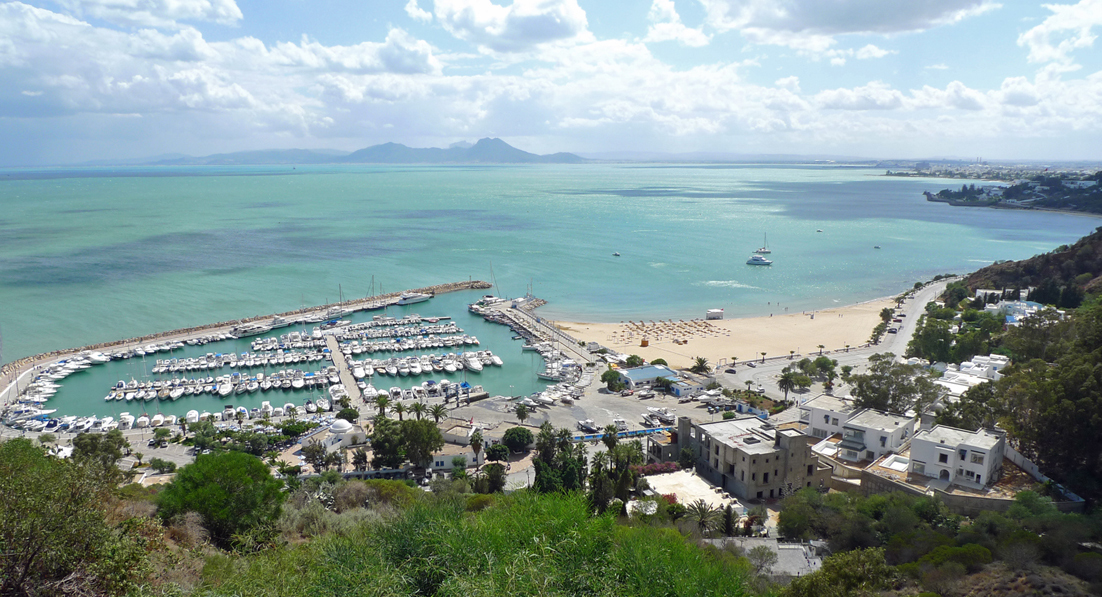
[
  {"left": 336, "top": 408, "right": 359, "bottom": 423},
  {"left": 149, "top": 457, "right": 177, "bottom": 474},
  {"left": 333, "top": 480, "right": 370, "bottom": 513},
  {"left": 157, "top": 451, "right": 286, "bottom": 549},
  {"left": 918, "top": 544, "right": 991, "bottom": 573},
  {"left": 502, "top": 426, "right": 534, "bottom": 453},
  {"left": 466, "top": 494, "right": 495, "bottom": 512},
  {"left": 485, "top": 443, "right": 510, "bottom": 462},
  {"left": 631, "top": 462, "right": 680, "bottom": 476}
]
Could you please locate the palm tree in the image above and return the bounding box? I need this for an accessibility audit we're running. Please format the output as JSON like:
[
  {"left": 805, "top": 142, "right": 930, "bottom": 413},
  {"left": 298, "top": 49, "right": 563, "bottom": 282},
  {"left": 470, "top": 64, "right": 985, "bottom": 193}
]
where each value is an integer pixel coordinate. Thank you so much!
[
  {"left": 515, "top": 403, "right": 529, "bottom": 425},
  {"left": 760, "top": 352, "right": 767, "bottom": 363},
  {"left": 352, "top": 448, "right": 368, "bottom": 472},
  {"left": 393, "top": 402, "right": 406, "bottom": 421},
  {"left": 375, "top": 395, "right": 389, "bottom": 417},
  {"left": 690, "top": 356, "right": 710, "bottom": 374},
  {"left": 789, "top": 350, "right": 795, "bottom": 359},
  {"left": 429, "top": 403, "right": 447, "bottom": 423},
  {"left": 286, "top": 405, "right": 297, "bottom": 421},
  {"left": 601, "top": 424, "right": 620, "bottom": 452},
  {"left": 470, "top": 430, "right": 483, "bottom": 466},
  {"left": 410, "top": 402, "right": 426, "bottom": 420},
  {"left": 685, "top": 499, "right": 720, "bottom": 536},
  {"left": 777, "top": 370, "right": 798, "bottom": 403},
  {"left": 745, "top": 380, "right": 754, "bottom": 393},
  {"left": 817, "top": 344, "right": 825, "bottom": 356}
]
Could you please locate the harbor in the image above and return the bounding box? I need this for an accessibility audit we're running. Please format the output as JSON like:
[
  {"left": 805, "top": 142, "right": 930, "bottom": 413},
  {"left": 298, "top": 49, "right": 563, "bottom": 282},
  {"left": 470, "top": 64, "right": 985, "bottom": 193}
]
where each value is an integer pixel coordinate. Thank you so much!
[{"left": 0, "top": 282, "right": 576, "bottom": 435}]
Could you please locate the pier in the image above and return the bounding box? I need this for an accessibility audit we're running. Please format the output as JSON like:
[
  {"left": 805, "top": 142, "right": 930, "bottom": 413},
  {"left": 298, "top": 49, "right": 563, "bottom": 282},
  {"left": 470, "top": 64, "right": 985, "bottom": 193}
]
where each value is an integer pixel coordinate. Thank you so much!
[
  {"left": 325, "top": 336, "right": 363, "bottom": 404},
  {"left": 1, "top": 279, "right": 491, "bottom": 407},
  {"left": 480, "top": 300, "right": 594, "bottom": 366}
]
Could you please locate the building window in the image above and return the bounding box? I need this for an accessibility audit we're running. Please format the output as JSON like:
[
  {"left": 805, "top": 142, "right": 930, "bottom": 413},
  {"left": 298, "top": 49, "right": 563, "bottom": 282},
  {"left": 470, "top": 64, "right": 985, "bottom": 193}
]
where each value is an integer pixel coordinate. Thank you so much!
[
  {"left": 766, "top": 458, "right": 769, "bottom": 463},
  {"left": 938, "top": 453, "right": 949, "bottom": 464},
  {"left": 813, "top": 428, "right": 828, "bottom": 438},
  {"left": 831, "top": 417, "right": 839, "bottom": 426},
  {"left": 770, "top": 489, "right": 774, "bottom": 498},
  {"left": 807, "top": 481, "right": 811, "bottom": 487},
  {"left": 741, "top": 470, "right": 744, "bottom": 481},
  {"left": 970, "top": 453, "right": 985, "bottom": 465},
  {"left": 763, "top": 472, "right": 769, "bottom": 482},
  {"left": 913, "top": 461, "right": 925, "bottom": 475},
  {"left": 757, "top": 491, "right": 763, "bottom": 499},
  {"left": 959, "top": 449, "right": 967, "bottom": 461},
  {"left": 728, "top": 464, "right": 735, "bottom": 474},
  {"left": 751, "top": 473, "right": 756, "bottom": 481},
  {"left": 823, "top": 414, "right": 829, "bottom": 423},
  {"left": 714, "top": 445, "right": 719, "bottom": 455},
  {"left": 807, "top": 464, "right": 813, "bottom": 475},
  {"left": 880, "top": 436, "right": 887, "bottom": 447}
]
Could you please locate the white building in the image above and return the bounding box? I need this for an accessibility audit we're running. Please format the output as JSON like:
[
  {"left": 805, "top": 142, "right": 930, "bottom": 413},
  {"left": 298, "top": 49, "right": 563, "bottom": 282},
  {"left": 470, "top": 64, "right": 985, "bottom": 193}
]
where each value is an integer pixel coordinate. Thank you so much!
[
  {"left": 798, "top": 394, "right": 858, "bottom": 440},
  {"left": 836, "top": 409, "right": 915, "bottom": 463},
  {"left": 909, "top": 425, "right": 1005, "bottom": 489},
  {"left": 936, "top": 354, "right": 1009, "bottom": 399}
]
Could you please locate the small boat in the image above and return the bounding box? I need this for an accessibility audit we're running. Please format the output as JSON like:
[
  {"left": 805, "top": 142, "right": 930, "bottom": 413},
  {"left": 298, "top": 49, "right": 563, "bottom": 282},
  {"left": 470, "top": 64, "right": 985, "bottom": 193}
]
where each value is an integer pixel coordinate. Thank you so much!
[
  {"left": 316, "top": 397, "right": 330, "bottom": 412},
  {"left": 396, "top": 292, "right": 432, "bottom": 305},
  {"left": 816, "top": 229, "right": 823, "bottom": 232},
  {"left": 151, "top": 413, "right": 165, "bottom": 427},
  {"left": 754, "top": 233, "right": 771, "bottom": 254},
  {"left": 185, "top": 410, "right": 199, "bottom": 424},
  {"left": 305, "top": 400, "right": 317, "bottom": 413},
  {"left": 746, "top": 254, "right": 773, "bottom": 266},
  {"left": 576, "top": 419, "right": 597, "bottom": 433},
  {"left": 874, "top": 245, "right": 881, "bottom": 249},
  {"left": 612, "top": 252, "right": 620, "bottom": 257}
]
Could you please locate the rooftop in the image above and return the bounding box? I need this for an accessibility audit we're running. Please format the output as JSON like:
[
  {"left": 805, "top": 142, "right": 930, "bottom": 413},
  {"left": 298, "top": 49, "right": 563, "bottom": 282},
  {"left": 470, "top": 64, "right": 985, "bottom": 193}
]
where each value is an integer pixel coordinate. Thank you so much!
[
  {"left": 798, "top": 393, "right": 858, "bottom": 415},
  {"left": 619, "top": 364, "right": 678, "bottom": 382},
  {"left": 699, "top": 416, "right": 778, "bottom": 455},
  {"left": 844, "top": 409, "right": 913, "bottom": 432},
  {"left": 914, "top": 425, "right": 1003, "bottom": 450}
]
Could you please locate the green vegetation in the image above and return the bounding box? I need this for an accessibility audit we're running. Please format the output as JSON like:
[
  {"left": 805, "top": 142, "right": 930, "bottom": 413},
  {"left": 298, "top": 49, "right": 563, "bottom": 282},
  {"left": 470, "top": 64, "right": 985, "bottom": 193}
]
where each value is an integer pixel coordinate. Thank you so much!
[
  {"left": 625, "top": 354, "right": 644, "bottom": 367},
  {"left": 157, "top": 451, "right": 285, "bottom": 549},
  {"left": 601, "top": 366, "right": 626, "bottom": 392},
  {"left": 501, "top": 426, "right": 533, "bottom": 453},
  {"left": 777, "top": 488, "right": 1102, "bottom": 594},
  {"left": 690, "top": 356, "right": 710, "bottom": 374},
  {"left": 849, "top": 352, "right": 945, "bottom": 414},
  {"left": 0, "top": 439, "right": 150, "bottom": 596}
]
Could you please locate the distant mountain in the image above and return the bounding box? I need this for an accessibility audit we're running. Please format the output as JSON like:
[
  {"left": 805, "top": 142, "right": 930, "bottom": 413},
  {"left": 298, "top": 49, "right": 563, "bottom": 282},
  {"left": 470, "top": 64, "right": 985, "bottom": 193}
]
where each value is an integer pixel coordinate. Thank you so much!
[
  {"left": 576, "top": 150, "right": 873, "bottom": 163},
  {"left": 148, "top": 149, "right": 349, "bottom": 166},
  {"left": 341, "top": 138, "right": 586, "bottom": 164}
]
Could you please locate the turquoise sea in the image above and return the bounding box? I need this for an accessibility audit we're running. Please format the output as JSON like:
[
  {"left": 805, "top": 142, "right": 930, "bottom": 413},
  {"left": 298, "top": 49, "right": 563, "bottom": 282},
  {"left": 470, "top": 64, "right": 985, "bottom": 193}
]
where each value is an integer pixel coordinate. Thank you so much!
[{"left": 1, "top": 163, "right": 1097, "bottom": 416}]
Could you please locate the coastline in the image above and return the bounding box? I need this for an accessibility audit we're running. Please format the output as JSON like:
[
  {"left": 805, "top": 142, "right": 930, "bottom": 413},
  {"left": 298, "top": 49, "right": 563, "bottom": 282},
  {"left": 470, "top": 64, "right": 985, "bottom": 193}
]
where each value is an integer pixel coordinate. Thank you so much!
[{"left": 555, "top": 294, "right": 897, "bottom": 369}]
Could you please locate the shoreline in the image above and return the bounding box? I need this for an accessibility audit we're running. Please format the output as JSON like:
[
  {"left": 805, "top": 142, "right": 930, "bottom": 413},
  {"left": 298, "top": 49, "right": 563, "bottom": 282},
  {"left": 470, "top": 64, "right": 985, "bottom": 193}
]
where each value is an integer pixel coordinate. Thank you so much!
[{"left": 554, "top": 293, "right": 900, "bottom": 370}]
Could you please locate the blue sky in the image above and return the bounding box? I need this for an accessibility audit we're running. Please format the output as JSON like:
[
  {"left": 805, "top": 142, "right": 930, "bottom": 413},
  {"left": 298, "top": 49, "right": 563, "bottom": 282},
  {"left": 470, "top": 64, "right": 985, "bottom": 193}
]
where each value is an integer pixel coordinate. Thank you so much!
[{"left": 1, "top": 0, "right": 1100, "bottom": 165}]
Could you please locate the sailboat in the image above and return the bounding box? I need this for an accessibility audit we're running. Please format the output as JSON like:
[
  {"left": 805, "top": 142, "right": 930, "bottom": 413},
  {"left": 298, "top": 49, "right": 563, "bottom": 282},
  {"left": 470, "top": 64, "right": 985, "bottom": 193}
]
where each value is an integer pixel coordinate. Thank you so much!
[{"left": 754, "top": 233, "right": 771, "bottom": 254}]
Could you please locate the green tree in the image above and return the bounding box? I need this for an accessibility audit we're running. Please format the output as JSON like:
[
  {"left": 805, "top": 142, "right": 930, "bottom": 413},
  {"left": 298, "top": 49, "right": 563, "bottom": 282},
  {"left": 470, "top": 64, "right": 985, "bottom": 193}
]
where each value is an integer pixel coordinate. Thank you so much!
[
  {"left": 0, "top": 439, "right": 149, "bottom": 596},
  {"left": 685, "top": 499, "right": 720, "bottom": 536},
  {"left": 37, "top": 432, "right": 56, "bottom": 447},
  {"left": 336, "top": 408, "right": 359, "bottom": 423},
  {"left": 370, "top": 415, "right": 405, "bottom": 469},
  {"left": 502, "top": 426, "right": 534, "bottom": 453},
  {"left": 679, "top": 446, "right": 696, "bottom": 469},
  {"left": 778, "top": 370, "right": 798, "bottom": 403},
  {"left": 748, "top": 545, "right": 779, "bottom": 576},
  {"left": 653, "top": 376, "right": 674, "bottom": 392},
  {"left": 153, "top": 427, "right": 171, "bottom": 442},
  {"left": 690, "top": 356, "right": 710, "bottom": 374},
  {"left": 157, "top": 451, "right": 285, "bottom": 549},
  {"left": 149, "top": 457, "right": 177, "bottom": 474},
  {"left": 850, "top": 353, "right": 945, "bottom": 415},
  {"left": 625, "top": 354, "right": 644, "bottom": 367},
  {"left": 880, "top": 307, "right": 894, "bottom": 322},
  {"left": 374, "top": 395, "right": 389, "bottom": 417},
  {"left": 600, "top": 367, "right": 625, "bottom": 392},
  {"left": 486, "top": 443, "right": 509, "bottom": 462},
  {"left": 429, "top": 403, "right": 447, "bottom": 423},
  {"left": 410, "top": 401, "right": 427, "bottom": 420},
  {"left": 783, "top": 548, "right": 897, "bottom": 597},
  {"left": 451, "top": 456, "right": 468, "bottom": 480},
  {"left": 470, "top": 429, "right": 484, "bottom": 466},
  {"left": 651, "top": 358, "right": 668, "bottom": 366},
  {"left": 401, "top": 418, "right": 445, "bottom": 467},
  {"left": 351, "top": 448, "right": 369, "bottom": 471},
  {"left": 301, "top": 440, "right": 328, "bottom": 472},
  {"left": 515, "top": 403, "right": 529, "bottom": 425},
  {"left": 482, "top": 462, "right": 507, "bottom": 493},
  {"left": 393, "top": 402, "right": 406, "bottom": 421}
]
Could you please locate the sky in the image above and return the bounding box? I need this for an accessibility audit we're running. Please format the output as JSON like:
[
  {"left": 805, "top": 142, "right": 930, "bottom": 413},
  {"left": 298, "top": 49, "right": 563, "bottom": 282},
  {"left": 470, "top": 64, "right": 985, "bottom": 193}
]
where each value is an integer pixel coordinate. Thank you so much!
[{"left": 0, "top": 0, "right": 1100, "bottom": 165}]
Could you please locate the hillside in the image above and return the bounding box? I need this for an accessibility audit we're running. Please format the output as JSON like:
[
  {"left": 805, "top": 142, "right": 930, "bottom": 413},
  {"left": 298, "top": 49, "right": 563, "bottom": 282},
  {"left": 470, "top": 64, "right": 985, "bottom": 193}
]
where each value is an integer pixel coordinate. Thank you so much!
[
  {"left": 341, "top": 137, "right": 586, "bottom": 164},
  {"left": 964, "top": 227, "right": 1102, "bottom": 296}
]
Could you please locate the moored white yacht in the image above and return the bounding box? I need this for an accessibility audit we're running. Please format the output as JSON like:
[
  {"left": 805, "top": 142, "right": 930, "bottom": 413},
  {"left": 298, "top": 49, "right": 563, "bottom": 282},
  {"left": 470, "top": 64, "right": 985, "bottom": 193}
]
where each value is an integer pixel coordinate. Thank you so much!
[{"left": 746, "top": 254, "right": 773, "bottom": 266}]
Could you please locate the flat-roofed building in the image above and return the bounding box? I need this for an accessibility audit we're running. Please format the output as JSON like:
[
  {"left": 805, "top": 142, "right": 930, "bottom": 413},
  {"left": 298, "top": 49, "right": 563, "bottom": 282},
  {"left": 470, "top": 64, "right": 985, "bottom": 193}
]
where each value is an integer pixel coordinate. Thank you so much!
[
  {"left": 836, "top": 409, "right": 915, "bottom": 463},
  {"left": 909, "top": 425, "right": 1005, "bottom": 489},
  {"left": 617, "top": 364, "right": 679, "bottom": 389},
  {"left": 798, "top": 394, "right": 858, "bottom": 440},
  {"left": 679, "top": 415, "right": 831, "bottom": 502}
]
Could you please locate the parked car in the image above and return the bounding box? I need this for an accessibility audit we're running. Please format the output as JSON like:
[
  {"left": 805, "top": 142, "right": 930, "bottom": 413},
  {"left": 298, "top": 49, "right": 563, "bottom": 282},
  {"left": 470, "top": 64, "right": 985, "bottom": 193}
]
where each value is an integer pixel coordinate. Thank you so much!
[
  {"left": 621, "top": 389, "right": 634, "bottom": 396},
  {"left": 887, "top": 327, "right": 898, "bottom": 334},
  {"left": 747, "top": 362, "right": 757, "bottom": 368},
  {"left": 725, "top": 368, "right": 737, "bottom": 374}
]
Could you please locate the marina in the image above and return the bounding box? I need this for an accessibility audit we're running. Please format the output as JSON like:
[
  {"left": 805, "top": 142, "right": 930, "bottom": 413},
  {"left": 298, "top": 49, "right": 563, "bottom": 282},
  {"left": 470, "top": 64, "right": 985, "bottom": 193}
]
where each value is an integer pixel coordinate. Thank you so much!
[{"left": 1, "top": 283, "right": 581, "bottom": 431}]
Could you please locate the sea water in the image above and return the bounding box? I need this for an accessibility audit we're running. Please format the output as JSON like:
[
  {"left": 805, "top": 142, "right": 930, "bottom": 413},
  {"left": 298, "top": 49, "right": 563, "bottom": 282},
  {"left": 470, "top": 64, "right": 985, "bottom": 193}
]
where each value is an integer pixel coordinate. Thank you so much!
[{"left": 1, "top": 163, "right": 1096, "bottom": 415}]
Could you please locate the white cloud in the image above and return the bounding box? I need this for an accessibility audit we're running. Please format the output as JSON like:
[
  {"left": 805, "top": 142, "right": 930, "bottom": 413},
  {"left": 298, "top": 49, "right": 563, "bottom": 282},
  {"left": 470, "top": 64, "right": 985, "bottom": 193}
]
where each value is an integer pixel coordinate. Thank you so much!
[
  {"left": 405, "top": 0, "right": 432, "bottom": 23},
  {"left": 51, "top": 0, "right": 242, "bottom": 28},
  {"left": 998, "top": 76, "right": 1039, "bottom": 106},
  {"left": 433, "top": 0, "right": 591, "bottom": 53},
  {"left": 643, "top": 0, "right": 710, "bottom": 47},
  {"left": 1017, "top": 0, "right": 1102, "bottom": 70},
  {"left": 925, "top": 63, "right": 949, "bottom": 70},
  {"left": 855, "top": 44, "right": 890, "bottom": 59},
  {"left": 774, "top": 75, "right": 799, "bottom": 92},
  {"left": 698, "top": 0, "right": 999, "bottom": 50},
  {"left": 816, "top": 81, "right": 904, "bottom": 110}
]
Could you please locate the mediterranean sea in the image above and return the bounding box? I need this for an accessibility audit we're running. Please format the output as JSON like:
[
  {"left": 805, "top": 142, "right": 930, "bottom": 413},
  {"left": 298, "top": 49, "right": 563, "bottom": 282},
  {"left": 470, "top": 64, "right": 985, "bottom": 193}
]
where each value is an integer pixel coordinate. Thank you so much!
[{"left": 1, "top": 163, "right": 1096, "bottom": 416}]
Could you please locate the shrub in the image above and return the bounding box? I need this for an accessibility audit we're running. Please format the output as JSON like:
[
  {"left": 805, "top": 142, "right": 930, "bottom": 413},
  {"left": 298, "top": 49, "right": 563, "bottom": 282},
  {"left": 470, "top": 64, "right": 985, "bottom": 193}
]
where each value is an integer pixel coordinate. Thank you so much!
[
  {"left": 466, "top": 494, "right": 495, "bottom": 512},
  {"left": 502, "top": 426, "right": 534, "bottom": 453},
  {"left": 485, "top": 443, "right": 509, "bottom": 462},
  {"left": 149, "top": 457, "right": 177, "bottom": 474},
  {"left": 918, "top": 544, "right": 991, "bottom": 573},
  {"left": 336, "top": 408, "right": 360, "bottom": 423},
  {"left": 157, "top": 451, "right": 285, "bottom": 549},
  {"left": 362, "top": 479, "right": 419, "bottom": 509},
  {"left": 333, "top": 480, "right": 371, "bottom": 513},
  {"left": 631, "top": 462, "right": 680, "bottom": 476}
]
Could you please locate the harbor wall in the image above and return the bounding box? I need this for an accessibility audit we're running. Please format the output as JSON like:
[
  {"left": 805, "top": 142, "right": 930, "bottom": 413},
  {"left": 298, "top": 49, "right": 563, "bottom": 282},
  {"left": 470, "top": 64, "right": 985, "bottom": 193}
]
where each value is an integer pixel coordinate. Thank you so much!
[{"left": 1, "top": 280, "right": 492, "bottom": 381}]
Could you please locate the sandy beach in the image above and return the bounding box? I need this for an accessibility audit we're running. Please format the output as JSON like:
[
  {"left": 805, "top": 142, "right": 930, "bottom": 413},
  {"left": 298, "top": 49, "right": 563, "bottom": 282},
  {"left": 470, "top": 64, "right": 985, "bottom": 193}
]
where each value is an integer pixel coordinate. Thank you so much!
[{"left": 556, "top": 297, "right": 896, "bottom": 369}]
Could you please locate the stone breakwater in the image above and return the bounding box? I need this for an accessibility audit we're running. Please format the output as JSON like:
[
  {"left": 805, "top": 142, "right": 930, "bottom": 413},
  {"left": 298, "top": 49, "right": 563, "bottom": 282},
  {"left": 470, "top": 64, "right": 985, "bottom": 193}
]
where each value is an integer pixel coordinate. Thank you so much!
[{"left": 0, "top": 280, "right": 493, "bottom": 379}]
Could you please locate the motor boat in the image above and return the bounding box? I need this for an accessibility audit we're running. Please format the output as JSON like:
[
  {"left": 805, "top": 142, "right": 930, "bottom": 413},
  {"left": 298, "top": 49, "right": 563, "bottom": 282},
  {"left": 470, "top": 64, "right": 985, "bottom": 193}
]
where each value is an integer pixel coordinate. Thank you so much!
[{"left": 746, "top": 254, "right": 773, "bottom": 266}]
